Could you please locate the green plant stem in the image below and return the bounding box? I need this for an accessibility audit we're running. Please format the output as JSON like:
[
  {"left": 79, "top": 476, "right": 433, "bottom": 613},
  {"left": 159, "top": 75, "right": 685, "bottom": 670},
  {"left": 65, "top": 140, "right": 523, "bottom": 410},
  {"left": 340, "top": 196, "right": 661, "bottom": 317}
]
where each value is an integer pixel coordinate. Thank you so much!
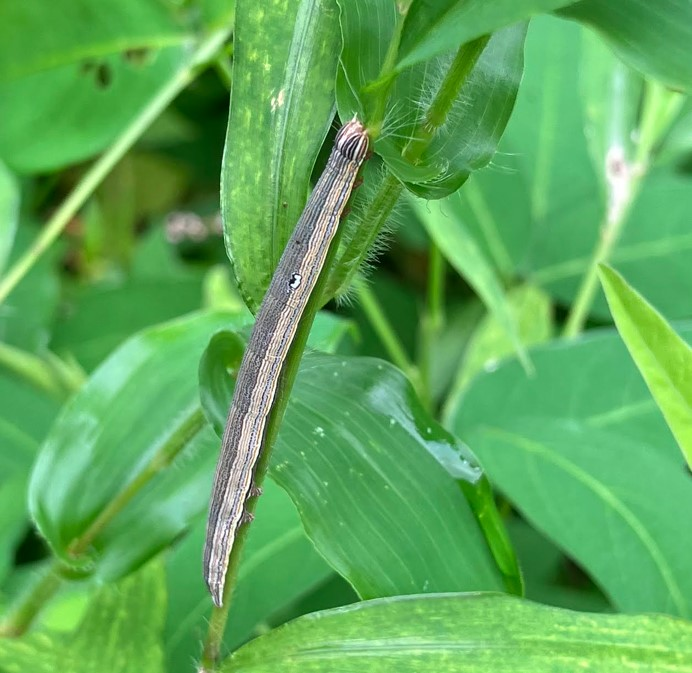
[
  {"left": 402, "top": 36, "right": 489, "bottom": 164},
  {"left": 0, "top": 408, "right": 207, "bottom": 637},
  {"left": 562, "top": 199, "right": 637, "bottom": 339},
  {"left": 0, "top": 561, "right": 64, "bottom": 637},
  {"left": 365, "top": 3, "right": 410, "bottom": 139},
  {"left": 0, "top": 26, "right": 232, "bottom": 305},
  {"left": 355, "top": 278, "right": 423, "bottom": 400},
  {"left": 562, "top": 80, "right": 681, "bottom": 338},
  {"left": 0, "top": 342, "right": 84, "bottom": 398},
  {"left": 418, "top": 242, "right": 445, "bottom": 410},
  {"left": 330, "top": 36, "right": 489, "bottom": 299}
]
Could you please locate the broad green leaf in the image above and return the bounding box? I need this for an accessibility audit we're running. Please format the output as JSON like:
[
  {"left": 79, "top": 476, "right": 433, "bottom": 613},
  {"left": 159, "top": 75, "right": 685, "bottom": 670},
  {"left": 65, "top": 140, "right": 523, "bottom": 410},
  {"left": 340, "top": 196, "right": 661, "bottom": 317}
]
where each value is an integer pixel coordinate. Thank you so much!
[
  {"left": 0, "top": 0, "right": 186, "bottom": 80},
  {"left": 410, "top": 195, "right": 529, "bottom": 371},
  {"left": 28, "top": 311, "right": 241, "bottom": 581},
  {"left": 599, "top": 265, "right": 692, "bottom": 469},
  {"left": 223, "top": 593, "right": 692, "bottom": 672},
  {"left": 201, "top": 335, "right": 504, "bottom": 599},
  {"left": 457, "top": 16, "right": 692, "bottom": 319},
  {"left": 443, "top": 284, "right": 553, "bottom": 423},
  {"left": 337, "top": 4, "right": 526, "bottom": 198},
  {"left": 451, "top": 325, "right": 692, "bottom": 466},
  {"left": 50, "top": 276, "right": 206, "bottom": 371},
  {"left": 560, "top": 0, "right": 692, "bottom": 91},
  {"left": 464, "top": 418, "right": 692, "bottom": 618},
  {"left": 507, "top": 518, "right": 610, "bottom": 612},
  {"left": 0, "top": 160, "right": 18, "bottom": 274},
  {"left": 222, "top": 0, "right": 342, "bottom": 311},
  {"left": 165, "top": 480, "right": 332, "bottom": 673},
  {"left": 396, "top": 0, "right": 576, "bottom": 72},
  {"left": 0, "top": 46, "right": 187, "bottom": 173},
  {"left": 0, "top": 561, "right": 166, "bottom": 672}
]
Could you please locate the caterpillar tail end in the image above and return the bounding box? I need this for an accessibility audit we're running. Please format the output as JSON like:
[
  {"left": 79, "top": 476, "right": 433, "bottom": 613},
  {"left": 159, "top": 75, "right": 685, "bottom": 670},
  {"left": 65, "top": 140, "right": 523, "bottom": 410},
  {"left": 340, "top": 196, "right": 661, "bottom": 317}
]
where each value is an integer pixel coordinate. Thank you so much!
[
  {"left": 204, "top": 558, "right": 227, "bottom": 608},
  {"left": 203, "top": 525, "right": 229, "bottom": 608}
]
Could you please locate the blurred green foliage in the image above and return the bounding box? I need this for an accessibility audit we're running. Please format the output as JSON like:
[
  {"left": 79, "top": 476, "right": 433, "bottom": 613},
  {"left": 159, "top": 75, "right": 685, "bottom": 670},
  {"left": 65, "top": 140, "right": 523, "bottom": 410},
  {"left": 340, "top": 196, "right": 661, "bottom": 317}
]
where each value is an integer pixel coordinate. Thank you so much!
[{"left": 1, "top": 1, "right": 691, "bottom": 671}]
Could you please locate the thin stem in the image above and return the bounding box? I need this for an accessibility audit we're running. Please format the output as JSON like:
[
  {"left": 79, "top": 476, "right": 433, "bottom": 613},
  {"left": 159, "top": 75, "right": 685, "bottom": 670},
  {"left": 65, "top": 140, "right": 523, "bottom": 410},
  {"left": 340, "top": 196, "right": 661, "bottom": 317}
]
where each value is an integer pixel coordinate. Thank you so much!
[
  {"left": 0, "top": 342, "right": 84, "bottom": 398},
  {"left": 329, "top": 37, "right": 489, "bottom": 299},
  {"left": 402, "top": 36, "right": 489, "bottom": 164},
  {"left": 561, "top": 206, "right": 633, "bottom": 338},
  {"left": 0, "top": 562, "right": 64, "bottom": 637},
  {"left": 562, "top": 79, "right": 681, "bottom": 338},
  {"left": 355, "top": 278, "right": 421, "bottom": 394},
  {"left": 366, "top": 3, "right": 410, "bottom": 139},
  {"left": 0, "top": 27, "right": 232, "bottom": 305}
]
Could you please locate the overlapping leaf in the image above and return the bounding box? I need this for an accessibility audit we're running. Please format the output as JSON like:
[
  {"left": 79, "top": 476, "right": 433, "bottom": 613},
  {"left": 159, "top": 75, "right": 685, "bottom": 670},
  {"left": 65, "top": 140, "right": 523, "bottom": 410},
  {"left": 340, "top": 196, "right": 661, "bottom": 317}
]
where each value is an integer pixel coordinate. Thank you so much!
[
  {"left": 223, "top": 593, "right": 692, "bottom": 672},
  {"left": 201, "top": 335, "right": 503, "bottom": 599},
  {"left": 337, "top": 1, "right": 526, "bottom": 198},
  {"left": 451, "top": 325, "right": 692, "bottom": 616},
  {"left": 29, "top": 312, "right": 243, "bottom": 580},
  {"left": 444, "top": 15, "right": 692, "bottom": 319},
  {"left": 600, "top": 265, "right": 692, "bottom": 469}
]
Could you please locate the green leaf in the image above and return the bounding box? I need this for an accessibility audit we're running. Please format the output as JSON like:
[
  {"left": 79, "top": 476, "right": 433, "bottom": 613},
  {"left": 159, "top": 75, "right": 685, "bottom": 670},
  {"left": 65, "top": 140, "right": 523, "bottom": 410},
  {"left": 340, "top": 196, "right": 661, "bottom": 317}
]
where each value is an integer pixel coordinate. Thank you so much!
[
  {"left": 456, "top": 15, "right": 692, "bottom": 319},
  {"left": 0, "top": 0, "right": 186, "bottom": 81},
  {"left": 559, "top": 0, "right": 692, "bottom": 91},
  {"left": 599, "top": 265, "right": 692, "bottom": 470},
  {"left": 201, "top": 334, "right": 504, "bottom": 599},
  {"left": 221, "top": 0, "right": 342, "bottom": 311},
  {"left": 0, "top": 45, "right": 186, "bottom": 173},
  {"left": 464, "top": 418, "right": 692, "bottom": 618},
  {"left": 302, "top": 312, "right": 358, "bottom": 353},
  {"left": 443, "top": 284, "right": 553, "bottom": 422},
  {"left": 337, "top": 6, "right": 526, "bottom": 198},
  {"left": 396, "top": 0, "right": 576, "bottom": 72},
  {"left": 51, "top": 276, "right": 207, "bottom": 371},
  {"left": 410, "top": 195, "right": 529, "bottom": 372},
  {"left": 0, "top": 561, "right": 166, "bottom": 673},
  {"left": 28, "top": 311, "right": 242, "bottom": 582},
  {"left": 450, "top": 324, "right": 692, "bottom": 464},
  {"left": 508, "top": 518, "right": 610, "bottom": 612},
  {"left": 0, "top": 160, "right": 18, "bottom": 275},
  {"left": 165, "top": 480, "right": 332, "bottom": 672},
  {"left": 223, "top": 593, "right": 692, "bottom": 672}
]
